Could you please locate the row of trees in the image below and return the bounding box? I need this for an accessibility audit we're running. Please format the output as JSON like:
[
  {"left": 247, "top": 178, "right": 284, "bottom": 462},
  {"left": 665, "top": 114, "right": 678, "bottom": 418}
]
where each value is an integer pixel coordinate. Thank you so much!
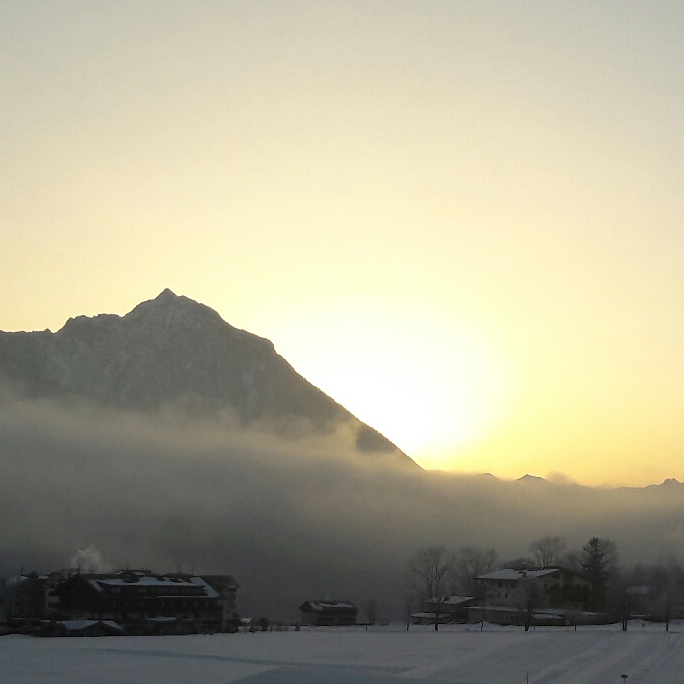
[
  {"left": 405, "top": 545, "right": 498, "bottom": 602},
  {"left": 402, "top": 545, "right": 498, "bottom": 630},
  {"left": 404, "top": 537, "right": 614, "bottom": 605},
  {"left": 403, "top": 536, "right": 684, "bottom": 630}
]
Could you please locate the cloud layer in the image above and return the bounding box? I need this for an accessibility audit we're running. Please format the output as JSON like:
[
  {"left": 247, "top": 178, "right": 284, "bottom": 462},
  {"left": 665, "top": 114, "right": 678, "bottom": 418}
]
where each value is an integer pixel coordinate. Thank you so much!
[{"left": 1, "top": 396, "right": 683, "bottom": 621}]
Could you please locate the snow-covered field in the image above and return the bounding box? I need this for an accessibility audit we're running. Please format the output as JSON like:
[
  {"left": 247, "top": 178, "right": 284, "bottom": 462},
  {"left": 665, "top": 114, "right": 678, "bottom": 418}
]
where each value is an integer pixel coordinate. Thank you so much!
[{"left": 2, "top": 622, "right": 684, "bottom": 684}]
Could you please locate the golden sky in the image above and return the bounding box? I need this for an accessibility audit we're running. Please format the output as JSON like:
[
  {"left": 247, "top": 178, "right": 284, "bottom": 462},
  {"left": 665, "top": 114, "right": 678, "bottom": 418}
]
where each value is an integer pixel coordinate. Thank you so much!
[{"left": 2, "top": 1, "right": 684, "bottom": 486}]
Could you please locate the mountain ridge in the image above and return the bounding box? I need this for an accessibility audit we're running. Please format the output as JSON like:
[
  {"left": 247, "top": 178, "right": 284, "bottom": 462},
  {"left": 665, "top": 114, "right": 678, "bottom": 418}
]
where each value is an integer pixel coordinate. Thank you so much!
[{"left": 0, "top": 290, "right": 416, "bottom": 467}]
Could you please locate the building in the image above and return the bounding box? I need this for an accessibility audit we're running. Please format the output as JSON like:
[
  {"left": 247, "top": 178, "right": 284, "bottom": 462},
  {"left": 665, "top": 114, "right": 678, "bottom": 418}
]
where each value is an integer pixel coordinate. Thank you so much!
[
  {"left": 412, "top": 595, "right": 476, "bottom": 625},
  {"left": 477, "top": 567, "right": 593, "bottom": 608},
  {"left": 299, "top": 600, "right": 357, "bottom": 626},
  {"left": 50, "top": 569, "right": 239, "bottom": 634},
  {"left": 469, "top": 567, "right": 596, "bottom": 626},
  {"left": 40, "top": 619, "right": 125, "bottom": 637},
  {"left": 201, "top": 575, "right": 242, "bottom": 632},
  {"left": 4, "top": 573, "right": 49, "bottom": 620}
]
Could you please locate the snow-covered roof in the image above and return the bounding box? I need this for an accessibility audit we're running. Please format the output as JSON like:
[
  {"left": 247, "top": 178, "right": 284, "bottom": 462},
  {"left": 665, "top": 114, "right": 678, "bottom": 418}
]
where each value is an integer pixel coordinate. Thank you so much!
[
  {"left": 6, "top": 575, "right": 28, "bottom": 587},
  {"left": 99, "top": 576, "right": 197, "bottom": 587},
  {"left": 74, "top": 573, "right": 219, "bottom": 597},
  {"left": 425, "top": 595, "right": 475, "bottom": 606},
  {"left": 59, "top": 620, "right": 123, "bottom": 631},
  {"left": 145, "top": 616, "right": 178, "bottom": 623},
  {"left": 301, "top": 600, "right": 356, "bottom": 612},
  {"left": 189, "top": 576, "right": 219, "bottom": 598},
  {"left": 6, "top": 574, "right": 50, "bottom": 586},
  {"left": 60, "top": 620, "right": 99, "bottom": 630},
  {"left": 470, "top": 605, "right": 523, "bottom": 613},
  {"left": 477, "top": 568, "right": 558, "bottom": 581},
  {"left": 59, "top": 571, "right": 231, "bottom": 599}
]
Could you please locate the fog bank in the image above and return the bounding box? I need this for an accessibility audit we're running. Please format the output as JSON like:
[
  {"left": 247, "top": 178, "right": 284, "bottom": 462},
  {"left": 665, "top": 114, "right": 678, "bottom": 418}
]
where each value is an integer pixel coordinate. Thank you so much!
[{"left": 1, "top": 398, "right": 682, "bottom": 620}]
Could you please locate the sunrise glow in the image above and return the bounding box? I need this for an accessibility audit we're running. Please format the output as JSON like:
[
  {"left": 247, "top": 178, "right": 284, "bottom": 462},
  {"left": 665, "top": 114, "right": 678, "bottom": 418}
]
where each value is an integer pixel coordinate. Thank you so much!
[{"left": 3, "top": 2, "right": 684, "bottom": 486}]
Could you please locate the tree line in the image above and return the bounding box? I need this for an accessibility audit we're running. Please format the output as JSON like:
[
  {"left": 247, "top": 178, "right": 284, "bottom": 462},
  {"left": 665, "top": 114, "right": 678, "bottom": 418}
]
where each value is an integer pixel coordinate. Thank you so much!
[{"left": 403, "top": 536, "right": 684, "bottom": 630}]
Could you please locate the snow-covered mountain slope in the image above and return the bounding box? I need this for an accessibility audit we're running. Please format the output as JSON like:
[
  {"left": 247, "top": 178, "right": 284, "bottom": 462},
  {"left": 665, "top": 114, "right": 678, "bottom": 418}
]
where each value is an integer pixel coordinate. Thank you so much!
[{"left": 0, "top": 289, "right": 414, "bottom": 466}]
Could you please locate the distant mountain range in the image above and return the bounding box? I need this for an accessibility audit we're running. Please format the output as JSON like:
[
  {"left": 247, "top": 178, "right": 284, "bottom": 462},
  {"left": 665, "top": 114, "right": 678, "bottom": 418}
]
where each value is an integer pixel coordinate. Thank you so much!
[
  {"left": 512, "top": 473, "right": 682, "bottom": 490},
  {"left": 0, "top": 289, "right": 415, "bottom": 467}
]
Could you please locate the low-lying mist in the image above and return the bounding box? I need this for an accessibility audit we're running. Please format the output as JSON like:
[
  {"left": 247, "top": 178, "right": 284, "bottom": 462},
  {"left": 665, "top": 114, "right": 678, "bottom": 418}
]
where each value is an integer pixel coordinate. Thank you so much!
[{"left": 1, "top": 395, "right": 682, "bottom": 621}]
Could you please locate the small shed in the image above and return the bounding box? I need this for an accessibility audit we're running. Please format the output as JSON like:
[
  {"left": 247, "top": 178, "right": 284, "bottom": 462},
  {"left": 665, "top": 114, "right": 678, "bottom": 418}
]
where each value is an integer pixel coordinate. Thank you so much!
[
  {"left": 420, "top": 596, "right": 476, "bottom": 623},
  {"left": 299, "top": 600, "right": 357, "bottom": 626}
]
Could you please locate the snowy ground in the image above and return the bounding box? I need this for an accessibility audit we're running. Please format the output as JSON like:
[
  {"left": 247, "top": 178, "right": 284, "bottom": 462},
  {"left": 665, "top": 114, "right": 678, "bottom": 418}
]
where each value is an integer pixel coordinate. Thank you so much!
[{"left": 2, "top": 621, "right": 684, "bottom": 684}]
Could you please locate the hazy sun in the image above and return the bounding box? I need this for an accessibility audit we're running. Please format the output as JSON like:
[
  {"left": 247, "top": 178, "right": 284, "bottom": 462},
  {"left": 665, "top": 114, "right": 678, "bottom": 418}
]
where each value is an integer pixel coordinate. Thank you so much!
[{"left": 256, "top": 298, "right": 508, "bottom": 469}]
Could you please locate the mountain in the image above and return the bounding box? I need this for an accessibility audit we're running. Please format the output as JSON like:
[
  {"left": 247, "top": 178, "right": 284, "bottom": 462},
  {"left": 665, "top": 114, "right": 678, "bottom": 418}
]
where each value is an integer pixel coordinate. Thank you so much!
[
  {"left": 516, "top": 474, "right": 546, "bottom": 484},
  {"left": 5, "top": 292, "right": 684, "bottom": 621},
  {"left": 0, "top": 289, "right": 415, "bottom": 466}
]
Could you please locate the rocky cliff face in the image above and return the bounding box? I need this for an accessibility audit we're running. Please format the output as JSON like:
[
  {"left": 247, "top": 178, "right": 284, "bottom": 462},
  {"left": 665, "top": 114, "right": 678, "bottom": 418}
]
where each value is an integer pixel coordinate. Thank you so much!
[{"left": 0, "top": 289, "right": 415, "bottom": 465}]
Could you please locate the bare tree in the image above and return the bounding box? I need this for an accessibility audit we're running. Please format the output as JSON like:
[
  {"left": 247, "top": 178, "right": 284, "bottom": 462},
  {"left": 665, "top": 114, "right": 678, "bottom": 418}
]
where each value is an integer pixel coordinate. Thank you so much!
[
  {"left": 405, "top": 546, "right": 454, "bottom": 631},
  {"left": 647, "top": 556, "right": 683, "bottom": 631},
  {"left": 529, "top": 536, "right": 567, "bottom": 568},
  {"left": 520, "top": 580, "right": 542, "bottom": 632},
  {"left": 406, "top": 546, "right": 454, "bottom": 600},
  {"left": 607, "top": 568, "right": 632, "bottom": 630},
  {"left": 449, "top": 546, "right": 497, "bottom": 596},
  {"left": 402, "top": 593, "right": 413, "bottom": 631},
  {"left": 559, "top": 549, "right": 582, "bottom": 572}
]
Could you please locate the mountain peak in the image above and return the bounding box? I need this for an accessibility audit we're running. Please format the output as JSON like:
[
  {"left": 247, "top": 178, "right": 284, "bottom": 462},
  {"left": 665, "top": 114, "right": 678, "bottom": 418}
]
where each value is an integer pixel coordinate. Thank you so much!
[
  {"left": 126, "top": 290, "right": 230, "bottom": 332},
  {"left": 148, "top": 289, "right": 191, "bottom": 308},
  {"left": 517, "top": 474, "right": 546, "bottom": 483},
  {"left": 0, "top": 292, "right": 415, "bottom": 466},
  {"left": 661, "top": 478, "right": 681, "bottom": 487},
  {"left": 138, "top": 289, "right": 202, "bottom": 312}
]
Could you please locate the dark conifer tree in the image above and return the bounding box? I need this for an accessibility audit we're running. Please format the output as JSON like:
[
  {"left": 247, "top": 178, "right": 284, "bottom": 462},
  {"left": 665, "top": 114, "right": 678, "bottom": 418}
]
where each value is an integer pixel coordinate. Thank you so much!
[{"left": 580, "top": 537, "right": 617, "bottom": 609}]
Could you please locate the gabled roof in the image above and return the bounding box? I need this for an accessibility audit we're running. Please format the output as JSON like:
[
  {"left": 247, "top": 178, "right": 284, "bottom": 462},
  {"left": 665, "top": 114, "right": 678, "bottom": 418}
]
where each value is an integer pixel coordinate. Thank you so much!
[
  {"left": 59, "top": 619, "right": 123, "bottom": 632},
  {"left": 198, "top": 575, "right": 239, "bottom": 592},
  {"left": 51, "top": 569, "right": 234, "bottom": 598},
  {"left": 424, "top": 595, "right": 475, "bottom": 606},
  {"left": 300, "top": 600, "right": 357, "bottom": 612},
  {"left": 6, "top": 574, "right": 47, "bottom": 587},
  {"left": 477, "top": 568, "right": 559, "bottom": 581},
  {"left": 99, "top": 576, "right": 197, "bottom": 588}
]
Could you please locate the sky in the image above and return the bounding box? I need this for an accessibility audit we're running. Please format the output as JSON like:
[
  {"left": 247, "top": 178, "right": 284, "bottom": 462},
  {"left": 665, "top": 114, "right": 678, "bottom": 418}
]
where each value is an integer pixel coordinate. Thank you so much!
[{"left": 2, "top": 1, "right": 684, "bottom": 486}]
